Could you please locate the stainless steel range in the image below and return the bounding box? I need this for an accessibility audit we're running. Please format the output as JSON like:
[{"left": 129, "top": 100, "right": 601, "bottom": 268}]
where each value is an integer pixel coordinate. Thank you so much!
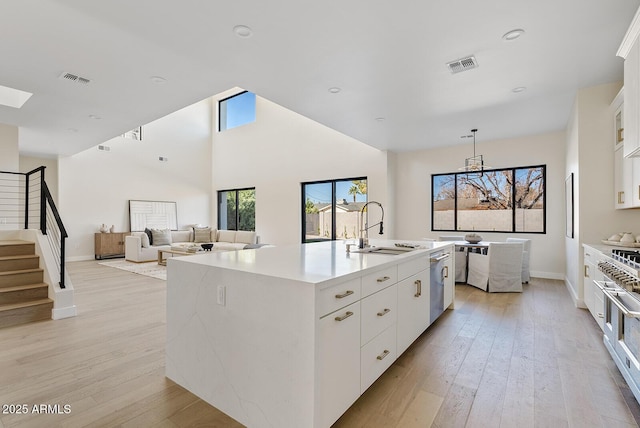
[{"left": 596, "top": 249, "right": 640, "bottom": 404}]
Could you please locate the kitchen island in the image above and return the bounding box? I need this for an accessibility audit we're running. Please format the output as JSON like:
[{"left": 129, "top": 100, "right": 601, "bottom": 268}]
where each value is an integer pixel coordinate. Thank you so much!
[{"left": 165, "top": 240, "right": 454, "bottom": 428}]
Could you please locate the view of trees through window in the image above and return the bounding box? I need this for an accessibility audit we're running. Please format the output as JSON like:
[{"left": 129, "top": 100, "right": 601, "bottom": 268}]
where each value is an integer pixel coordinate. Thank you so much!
[
  {"left": 218, "top": 188, "right": 255, "bottom": 231},
  {"left": 302, "top": 178, "right": 367, "bottom": 242},
  {"left": 432, "top": 165, "right": 545, "bottom": 233}
]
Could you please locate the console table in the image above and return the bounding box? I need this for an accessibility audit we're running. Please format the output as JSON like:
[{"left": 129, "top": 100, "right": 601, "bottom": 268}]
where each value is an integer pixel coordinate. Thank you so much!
[{"left": 94, "top": 232, "right": 129, "bottom": 260}]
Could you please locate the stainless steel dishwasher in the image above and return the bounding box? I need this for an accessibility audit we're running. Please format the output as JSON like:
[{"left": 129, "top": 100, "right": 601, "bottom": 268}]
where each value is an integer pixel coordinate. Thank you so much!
[{"left": 430, "top": 251, "right": 451, "bottom": 324}]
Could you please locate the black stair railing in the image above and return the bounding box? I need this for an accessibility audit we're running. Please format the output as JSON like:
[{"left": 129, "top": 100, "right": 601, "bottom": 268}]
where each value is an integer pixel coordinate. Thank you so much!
[{"left": 0, "top": 166, "right": 68, "bottom": 288}]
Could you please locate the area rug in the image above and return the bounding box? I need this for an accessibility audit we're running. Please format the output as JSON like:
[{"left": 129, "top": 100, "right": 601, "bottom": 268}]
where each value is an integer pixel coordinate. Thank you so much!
[{"left": 98, "top": 259, "right": 166, "bottom": 280}]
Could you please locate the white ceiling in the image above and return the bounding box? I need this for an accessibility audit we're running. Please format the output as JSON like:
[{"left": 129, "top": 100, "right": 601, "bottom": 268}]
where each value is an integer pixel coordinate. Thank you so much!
[{"left": 1, "top": 0, "right": 638, "bottom": 158}]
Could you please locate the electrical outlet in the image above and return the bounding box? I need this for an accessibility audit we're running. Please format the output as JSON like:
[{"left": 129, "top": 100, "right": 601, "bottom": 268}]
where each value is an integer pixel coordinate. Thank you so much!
[{"left": 217, "top": 285, "right": 226, "bottom": 306}]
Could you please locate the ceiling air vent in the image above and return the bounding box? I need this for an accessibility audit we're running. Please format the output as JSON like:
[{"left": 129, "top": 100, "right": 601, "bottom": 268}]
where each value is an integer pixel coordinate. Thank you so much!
[
  {"left": 446, "top": 56, "right": 479, "bottom": 74},
  {"left": 59, "top": 72, "right": 91, "bottom": 85}
]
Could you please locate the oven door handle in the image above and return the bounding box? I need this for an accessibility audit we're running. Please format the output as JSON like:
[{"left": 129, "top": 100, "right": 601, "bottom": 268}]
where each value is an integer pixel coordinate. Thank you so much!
[{"left": 601, "top": 288, "right": 640, "bottom": 318}]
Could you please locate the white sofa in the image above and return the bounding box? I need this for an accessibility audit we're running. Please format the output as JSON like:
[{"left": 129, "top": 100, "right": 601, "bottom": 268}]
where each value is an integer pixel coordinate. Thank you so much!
[{"left": 125, "top": 228, "right": 258, "bottom": 262}]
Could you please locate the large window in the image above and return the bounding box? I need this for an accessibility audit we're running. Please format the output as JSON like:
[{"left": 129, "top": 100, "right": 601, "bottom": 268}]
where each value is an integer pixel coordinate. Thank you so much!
[
  {"left": 302, "top": 178, "right": 367, "bottom": 243},
  {"left": 432, "top": 165, "right": 545, "bottom": 233},
  {"left": 218, "top": 91, "right": 256, "bottom": 131},
  {"left": 218, "top": 188, "right": 255, "bottom": 231}
]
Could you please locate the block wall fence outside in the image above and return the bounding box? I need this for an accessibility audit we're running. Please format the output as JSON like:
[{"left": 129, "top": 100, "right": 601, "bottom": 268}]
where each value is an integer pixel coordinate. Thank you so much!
[{"left": 434, "top": 209, "right": 544, "bottom": 232}]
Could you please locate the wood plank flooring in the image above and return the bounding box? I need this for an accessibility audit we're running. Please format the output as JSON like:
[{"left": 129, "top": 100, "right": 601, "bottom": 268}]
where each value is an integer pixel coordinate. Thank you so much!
[{"left": 0, "top": 260, "right": 638, "bottom": 427}]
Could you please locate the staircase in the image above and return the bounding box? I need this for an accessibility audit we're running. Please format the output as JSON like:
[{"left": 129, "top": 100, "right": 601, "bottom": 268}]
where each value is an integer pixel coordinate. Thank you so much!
[{"left": 0, "top": 240, "right": 52, "bottom": 328}]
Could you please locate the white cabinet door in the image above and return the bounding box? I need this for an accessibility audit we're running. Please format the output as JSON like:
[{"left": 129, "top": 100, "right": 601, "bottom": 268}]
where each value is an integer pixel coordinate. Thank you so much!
[
  {"left": 443, "top": 252, "right": 454, "bottom": 309},
  {"left": 396, "top": 270, "right": 430, "bottom": 355},
  {"left": 584, "top": 262, "right": 595, "bottom": 313},
  {"left": 615, "top": 145, "right": 634, "bottom": 208},
  {"left": 316, "top": 301, "right": 361, "bottom": 428},
  {"left": 624, "top": 36, "right": 640, "bottom": 157}
]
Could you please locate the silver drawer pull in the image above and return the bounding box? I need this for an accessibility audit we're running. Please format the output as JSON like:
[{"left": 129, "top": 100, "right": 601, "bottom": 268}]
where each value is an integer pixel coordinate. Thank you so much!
[
  {"left": 335, "top": 290, "right": 354, "bottom": 299},
  {"left": 377, "top": 276, "right": 391, "bottom": 283},
  {"left": 414, "top": 279, "right": 422, "bottom": 297},
  {"left": 597, "top": 312, "right": 604, "bottom": 318},
  {"left": 334, "top": 311, "right": 354, "bottom": 322},
  {"left": 376, "top": 350, "right": 390, "bottom": 360},
  {"left": 377, "top": 308, "right": 390, "bottom": 317}
]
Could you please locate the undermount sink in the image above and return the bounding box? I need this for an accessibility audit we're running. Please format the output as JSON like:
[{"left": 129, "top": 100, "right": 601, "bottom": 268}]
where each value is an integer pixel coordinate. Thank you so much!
[{"left": 352, "top": 246, "right": 419, "bottom": 255}]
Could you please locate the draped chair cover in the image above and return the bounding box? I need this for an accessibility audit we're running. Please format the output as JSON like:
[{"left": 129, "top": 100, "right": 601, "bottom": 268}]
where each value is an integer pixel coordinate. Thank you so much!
[
  {"left": 506, "top": 237, "right": 531, "bottom": 283},
  {"left": 467, "top": 242, "right": 524, "bottom": 292}
]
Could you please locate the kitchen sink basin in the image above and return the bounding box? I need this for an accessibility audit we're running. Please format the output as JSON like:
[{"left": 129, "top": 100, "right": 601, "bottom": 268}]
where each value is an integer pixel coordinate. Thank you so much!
[{"left": 352, "top": 246, "right": 419, "bottom": 255}]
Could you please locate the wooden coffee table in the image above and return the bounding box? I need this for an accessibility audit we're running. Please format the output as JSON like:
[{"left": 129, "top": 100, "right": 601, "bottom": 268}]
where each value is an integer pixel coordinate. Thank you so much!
[{"left": 158, "top": 248, "right": 199, "bottom": 266}]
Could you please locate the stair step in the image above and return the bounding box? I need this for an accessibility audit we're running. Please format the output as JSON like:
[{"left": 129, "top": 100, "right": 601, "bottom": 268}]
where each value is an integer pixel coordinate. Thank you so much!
[
  {"left": 0, "top": 298, "right": 52, "bottom": 328},
  {"left": 0, "top": 283, "right": 48, "bottom": 305},
  {"left": 0, "top": 269, "right": 44, "bottom": 288},
  {"left": 0, "top": 255, "right": 40, "bottom": 272},
  {"left": 0, "top": 240, "right": 35, "bottom": 257}
]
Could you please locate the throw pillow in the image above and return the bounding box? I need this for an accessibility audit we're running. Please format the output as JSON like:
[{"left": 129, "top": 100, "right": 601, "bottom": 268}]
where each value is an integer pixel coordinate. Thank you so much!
[
  {"left": 139, "top": 232, "right": 150, "bottom": 248},
  {"left": 151, "top": 228, "right": 172, "bottom": 246},
  {"left": 144, "top": 227, "right": 153, "bottom": 245},
  {"left": 194, "top": 226, "right": 212, "bottom": 243}
]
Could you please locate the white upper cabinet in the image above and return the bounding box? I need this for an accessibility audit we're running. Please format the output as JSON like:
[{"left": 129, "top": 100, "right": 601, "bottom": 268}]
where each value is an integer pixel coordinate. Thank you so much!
[{"left": 619, "top": 7, "right": 640, "bottom": 157}]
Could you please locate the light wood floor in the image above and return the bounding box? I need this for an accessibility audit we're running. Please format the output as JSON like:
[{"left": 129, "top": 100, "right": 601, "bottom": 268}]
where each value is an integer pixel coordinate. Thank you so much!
[{"left": 0, "top": 261, "right": 638, "bottom": 427}]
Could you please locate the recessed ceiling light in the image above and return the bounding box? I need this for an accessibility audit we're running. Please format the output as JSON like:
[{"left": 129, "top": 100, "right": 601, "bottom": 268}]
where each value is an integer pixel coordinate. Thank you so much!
[
  {"left": 150, "top": 76, "right": 167, "bottom": 85},
  {"left": 233, "top": 25, "right": 253, "bottom": 38},
  {"left": 0, "top": 84, "right": 32, "bottom": 109},
  {"left": 512, "top": 86, "right": 527, "bottom": 93},
  {"left": 503, "top": 29, "right": 525, "bottom": 41},
  {"left": 328, "top": 87, "right": 341, "bottom": 94},
  {"left": 375, "top": 117, "right": 385, "bottom": 122},
  {"left": 88, "top": 114, "right": 101, "bottom": 120}
]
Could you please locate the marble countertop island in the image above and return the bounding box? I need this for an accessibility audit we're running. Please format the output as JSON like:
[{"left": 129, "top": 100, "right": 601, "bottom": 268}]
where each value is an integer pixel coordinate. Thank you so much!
[
  {"left": 165, "top": 239, "right": 454, "bottom": 428},
  {"left": 167, "top": 239, "right": 452, "bottom": 284}
]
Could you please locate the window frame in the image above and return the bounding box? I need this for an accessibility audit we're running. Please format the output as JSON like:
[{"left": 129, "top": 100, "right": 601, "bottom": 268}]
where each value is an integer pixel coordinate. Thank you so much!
[
  {"left": 431, "top": 164, "right": 546, "bottom": 234},
  {"left": 218, "top": 90, "right": 256, "bottom": 132},
  {"left": 217, "top": 187, "right": 256, "bottom": 231},
  {"left": 301, "top": 177, "right": 368, "bottom": 243}
]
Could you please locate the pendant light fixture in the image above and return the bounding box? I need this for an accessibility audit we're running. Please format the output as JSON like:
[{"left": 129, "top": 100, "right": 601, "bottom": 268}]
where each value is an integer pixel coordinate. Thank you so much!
[{"left": 459, "top": 128, "right": 489, "bottom": 173}]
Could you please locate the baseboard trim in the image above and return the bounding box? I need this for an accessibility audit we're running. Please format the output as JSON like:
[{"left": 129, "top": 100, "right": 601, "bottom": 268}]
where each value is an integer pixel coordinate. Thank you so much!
[
  {"left": 530, "top": 270, "right": 564, "bottom": 280},
  {"left": 52, "top": 305, "right": 77, "bottom": 320}
]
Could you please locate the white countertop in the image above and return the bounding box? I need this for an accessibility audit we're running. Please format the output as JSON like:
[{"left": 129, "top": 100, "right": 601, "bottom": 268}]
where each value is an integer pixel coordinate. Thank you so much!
[{"left": 169, "top": 239, "right": 453, "bottom": 285}]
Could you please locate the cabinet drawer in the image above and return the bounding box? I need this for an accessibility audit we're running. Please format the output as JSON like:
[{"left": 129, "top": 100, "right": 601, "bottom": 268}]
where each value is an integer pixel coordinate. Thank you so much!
[
  {"left": 361, "top": 266, "right": 397, "bottom": 298},
  {"left": 361, "top": 284, "right": 397, "bottom": 346},
  {"left": 397, "top": 255, "right": 429, "bottom": 281},
  {"left": 317, "top": 278, "right": 361, "bottom": 318},
  {"left": 361, "top": 324, "right": 396, "bottom": 393}
]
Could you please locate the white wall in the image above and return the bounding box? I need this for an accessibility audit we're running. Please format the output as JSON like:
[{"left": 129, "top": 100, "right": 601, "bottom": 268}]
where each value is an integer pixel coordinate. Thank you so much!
[
  {"left": 212, "top": 93, "right": 390, "bottom": 246},
  {"left": 59, "top": 98, "right": 213, "bottom": 261},
  {"left": 395, "top": 131, "right": 567, "bottom": 279},
  {"left": 565, "top": 82, "right": 640, "bottom": 305},
  {"left": 0, "top": 123, "right": 19, "bottom": 171},
  {"left": 19, "top": 155, "right": 59, "bottom": 204}
]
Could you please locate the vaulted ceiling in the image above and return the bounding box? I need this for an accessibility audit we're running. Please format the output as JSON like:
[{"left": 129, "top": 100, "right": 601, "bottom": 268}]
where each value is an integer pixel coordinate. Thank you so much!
[{"left": 1, "top": 0, "right": 638, "bottom": 157}]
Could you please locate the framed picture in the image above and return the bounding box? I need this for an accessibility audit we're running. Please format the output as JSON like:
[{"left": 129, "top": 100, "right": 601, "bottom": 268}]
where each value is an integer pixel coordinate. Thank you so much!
[
  {"left": 129, "top": 200, "right": 177, "bottom": 231},
  {"left": 565, "top": 173, "right": 574, "bottom": 238}
]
